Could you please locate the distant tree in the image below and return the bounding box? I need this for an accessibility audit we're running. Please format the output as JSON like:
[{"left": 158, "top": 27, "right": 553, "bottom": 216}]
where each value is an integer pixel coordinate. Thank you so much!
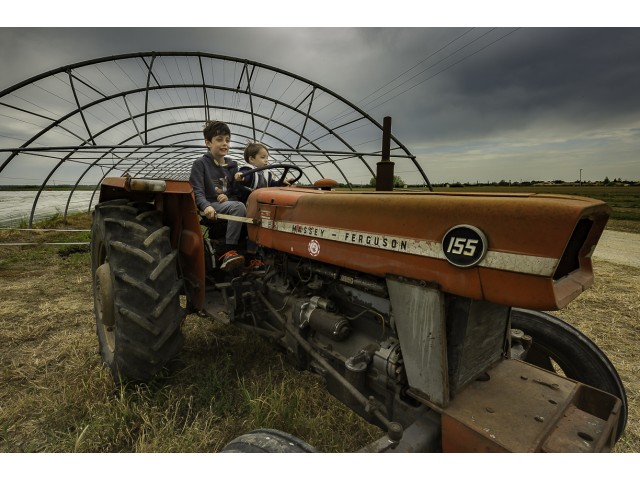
[
  {"left": 604, "top": 176, "right": 611, "bottom": 185},
  {"left": 369, "top": 175, "right": 406, "bottom": 188}
]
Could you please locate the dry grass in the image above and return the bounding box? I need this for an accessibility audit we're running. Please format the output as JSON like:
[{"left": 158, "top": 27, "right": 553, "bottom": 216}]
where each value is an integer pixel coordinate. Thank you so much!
[
  {"left": 0, "top": 215, "right": 380, "bottom": 452},
  {"left": 559, "top": 259, "right": 640, "bottom": 453},
  {"left": 0, "top": 213, "right": 637, "bottom": 453}
]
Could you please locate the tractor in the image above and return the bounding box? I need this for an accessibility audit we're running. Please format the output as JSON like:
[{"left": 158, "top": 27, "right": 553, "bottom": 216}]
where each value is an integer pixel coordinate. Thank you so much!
[{"left": 90, "top": 152, "right": 627, "bottom": 453}]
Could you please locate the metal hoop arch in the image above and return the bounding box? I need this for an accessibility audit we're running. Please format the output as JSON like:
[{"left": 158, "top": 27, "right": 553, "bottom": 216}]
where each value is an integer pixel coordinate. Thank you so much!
[{"left": 0, "top": 51, "right": 431, "bottom": 227}]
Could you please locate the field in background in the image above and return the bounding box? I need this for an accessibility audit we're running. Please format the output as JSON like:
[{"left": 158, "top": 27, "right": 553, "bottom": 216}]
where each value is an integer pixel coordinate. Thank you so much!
[
  {"left": 1, "top": 198, "right": 638, "bottom": 452},
  {"left": 1, "top": 185, "right": 637, "bottom": 230},
  {"left": 430, "top": 185, "right": 640, "bottom": 225},
  {"left": 336, "top": 185, "right": 639, "bottom": 233}
]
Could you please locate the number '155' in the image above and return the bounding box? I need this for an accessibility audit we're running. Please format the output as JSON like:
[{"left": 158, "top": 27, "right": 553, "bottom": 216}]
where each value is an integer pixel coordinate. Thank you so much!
[{"left": 446, "top": 237, "right": 478, "bottom": 256}]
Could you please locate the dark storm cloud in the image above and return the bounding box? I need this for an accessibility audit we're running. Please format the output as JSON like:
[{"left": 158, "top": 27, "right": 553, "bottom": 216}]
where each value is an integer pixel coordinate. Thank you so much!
[
  {"left": 399, "top": 28, "right": 640, "bottom": 143},
  {"left": 1, "top": 26, "right": 638, "bottom": 182}
]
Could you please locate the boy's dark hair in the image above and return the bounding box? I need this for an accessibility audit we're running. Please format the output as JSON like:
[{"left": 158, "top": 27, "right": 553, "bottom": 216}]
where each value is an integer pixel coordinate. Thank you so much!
[
  {"left": 203, "top": 120, "right": 231, "bottom": 141},
  {"left": 244, "top": 142, "right": 268, "bottom": 162}
]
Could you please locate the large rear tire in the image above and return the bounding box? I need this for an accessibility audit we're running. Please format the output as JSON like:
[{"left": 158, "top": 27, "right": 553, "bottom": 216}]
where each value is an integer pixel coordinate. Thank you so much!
[
  {"left": 510, "top": 308, "right": 628, "bottom": 440},
  {"left": 91, "top": 199, "right": 185, "bottom": 383}
]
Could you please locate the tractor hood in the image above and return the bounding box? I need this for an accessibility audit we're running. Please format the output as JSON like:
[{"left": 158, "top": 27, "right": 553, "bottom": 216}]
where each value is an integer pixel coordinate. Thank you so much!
[{"left": 246, "top": 188, "right": 611, "bottom": 311}]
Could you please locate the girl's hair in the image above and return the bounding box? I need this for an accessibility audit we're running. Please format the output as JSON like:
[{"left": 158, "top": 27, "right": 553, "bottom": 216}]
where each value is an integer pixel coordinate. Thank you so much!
[
  {"left": 203, "top": 120, "right": 231, "bottom": 141},
  {"left": 244, "top": 142, "right": 268, "bottom": 162}
]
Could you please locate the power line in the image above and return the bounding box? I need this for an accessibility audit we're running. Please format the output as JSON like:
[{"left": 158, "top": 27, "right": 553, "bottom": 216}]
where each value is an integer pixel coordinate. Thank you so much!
[
  {"left": 361, "top": 28, "right": 499, "bottom": 111},
  {"left": 306, "top": 30, "right": 476, "bottom": 126},
  {"left": 366, "top": 28, "right": 521, "bottom": 112},
  {"left": 308, "top": 28, "right": 496, "bottom": 135},
  {"left": 356, "top": 28, "right": 477, "bottom": 106}
]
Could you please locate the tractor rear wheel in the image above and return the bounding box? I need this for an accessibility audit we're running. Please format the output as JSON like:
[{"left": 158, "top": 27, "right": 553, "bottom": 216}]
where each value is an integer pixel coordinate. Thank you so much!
[
  {"left": 510, "top": 308, "right": 628, "bottom": 440},
  {"left": 91, "top": 199, "right": 185, "bottom": 383}
]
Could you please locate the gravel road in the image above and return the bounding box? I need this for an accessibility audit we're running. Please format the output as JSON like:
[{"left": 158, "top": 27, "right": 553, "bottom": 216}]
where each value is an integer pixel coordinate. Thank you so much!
[{"left": 593, "top": 230, "right": 640, "bottom": 268}]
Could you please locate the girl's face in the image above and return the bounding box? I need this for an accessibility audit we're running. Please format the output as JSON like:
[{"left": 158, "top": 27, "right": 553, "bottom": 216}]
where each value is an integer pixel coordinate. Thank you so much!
[{"left": 249, "top": 147, "right": 269, "bottom": 168}]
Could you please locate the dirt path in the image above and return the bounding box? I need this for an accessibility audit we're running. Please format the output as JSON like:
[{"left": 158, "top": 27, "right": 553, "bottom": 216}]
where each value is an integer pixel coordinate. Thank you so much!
[{"left": 593, "top": 230, "right": 640, "bottom": 268}]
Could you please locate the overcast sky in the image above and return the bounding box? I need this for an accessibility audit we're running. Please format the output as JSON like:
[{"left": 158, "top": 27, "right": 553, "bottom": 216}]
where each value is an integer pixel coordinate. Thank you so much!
[{"left": 1, "top": 7, "right": 639, "bottom": 184}]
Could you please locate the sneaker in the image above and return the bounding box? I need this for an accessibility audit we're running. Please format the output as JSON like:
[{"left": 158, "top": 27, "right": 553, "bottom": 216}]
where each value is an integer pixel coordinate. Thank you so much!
[
  {"left": 218, "top": 250, "right": 245, "bottom": 271},
  {"left": 245, "top": 258, "right": 265, "bottom": 272}
]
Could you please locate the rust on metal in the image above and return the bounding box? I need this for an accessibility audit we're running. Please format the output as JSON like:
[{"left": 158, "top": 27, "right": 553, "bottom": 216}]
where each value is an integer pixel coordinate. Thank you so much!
[{"left": 440, "top": 359, "right": 620, "bottom": 452}]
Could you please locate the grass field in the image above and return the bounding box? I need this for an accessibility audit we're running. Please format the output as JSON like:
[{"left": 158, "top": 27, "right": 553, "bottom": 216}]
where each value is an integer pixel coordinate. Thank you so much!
[
  {"left": 0, "top": 213, "right": 382, "bottom": 454},
  {"left": 340, "top": 185, "right": 640, "bottom": 232},
  {"left": 429, "top": 185, "right": 640, "bottom": 225},
  {"left": 1, "top": 186, "right": 638, "bottom": 454}
]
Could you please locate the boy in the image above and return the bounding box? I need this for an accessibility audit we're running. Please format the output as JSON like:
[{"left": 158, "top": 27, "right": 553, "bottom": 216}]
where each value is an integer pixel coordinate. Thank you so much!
[
  {"left": 189, "top": 120, "right": 246, "bottom": 271},
  {"left": 233, "top": 142, "right": 295, "bottom": 269},
  {"left": 234, "top": 142, "right": 295, "bottom": 203}
]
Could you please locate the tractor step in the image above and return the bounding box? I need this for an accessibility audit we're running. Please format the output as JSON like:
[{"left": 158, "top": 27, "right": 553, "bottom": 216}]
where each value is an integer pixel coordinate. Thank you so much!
[{"left": 440, "top": 359, "right": 621, "bottom": 452}]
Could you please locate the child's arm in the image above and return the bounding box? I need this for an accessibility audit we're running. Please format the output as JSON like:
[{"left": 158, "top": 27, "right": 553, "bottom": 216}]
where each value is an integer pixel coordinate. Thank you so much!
[
  {"left": 272, "top": 176, "right": 295, "bottom": 187},
  {"left": 235, "top": 167, "right": 253, "bottom": 185},
  {"left": 269, "top": 171, "right": 296, "bottom": 187}
]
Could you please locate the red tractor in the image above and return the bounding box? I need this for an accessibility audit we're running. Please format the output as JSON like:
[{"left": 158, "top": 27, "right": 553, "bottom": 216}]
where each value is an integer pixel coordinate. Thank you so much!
[
  {"left": 0, "top": 51, "right": 623, "bottom": 452},
  {"left": 90, "top": 159, "right": 627, "bottom": 452}
]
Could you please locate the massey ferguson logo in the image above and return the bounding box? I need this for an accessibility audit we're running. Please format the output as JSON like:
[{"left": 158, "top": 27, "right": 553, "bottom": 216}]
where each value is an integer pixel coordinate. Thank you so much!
[
  {"left": 307, "top": 239, "right": 321, "bottom": 257},
  {"left": 442, "top": 225, "right": 488, "bottom": 268}
]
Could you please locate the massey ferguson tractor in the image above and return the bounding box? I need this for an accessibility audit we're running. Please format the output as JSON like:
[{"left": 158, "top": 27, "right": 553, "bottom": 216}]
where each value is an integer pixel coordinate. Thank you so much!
[
  {"left": 0, "top": 50, "right": 624, "bottom": 453},
  {"left": 90, "top": 145, "right": 627, "bottom": 453}
]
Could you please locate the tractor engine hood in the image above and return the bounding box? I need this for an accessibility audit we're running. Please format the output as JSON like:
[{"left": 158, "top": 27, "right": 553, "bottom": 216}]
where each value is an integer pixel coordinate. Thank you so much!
[{"left": 246, "top": 188, "right": 611, "bottom": 311}]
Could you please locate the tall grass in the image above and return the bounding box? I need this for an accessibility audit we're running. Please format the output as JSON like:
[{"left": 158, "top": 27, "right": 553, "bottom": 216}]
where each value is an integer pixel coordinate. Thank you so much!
[{"left": 0, "top": 213, "right": 381, "bottom": 452}]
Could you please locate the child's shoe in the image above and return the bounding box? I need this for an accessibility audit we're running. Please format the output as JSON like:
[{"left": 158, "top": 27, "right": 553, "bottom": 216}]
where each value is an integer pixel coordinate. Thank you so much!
[
  {"left": 247, "top": 258, "right": 265, "bottom": 271},
  {"left": 219, "top": 250, "right": 244, "bottom": 271}
]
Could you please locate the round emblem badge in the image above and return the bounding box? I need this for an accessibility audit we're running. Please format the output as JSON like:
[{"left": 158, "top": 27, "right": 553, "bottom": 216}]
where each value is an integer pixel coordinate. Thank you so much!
[
  {"left": 307, "top": 239, "right": 320, "bottom": 257},
  {"left": 442, "top": 225, "right": 488, "bottom": 268}
]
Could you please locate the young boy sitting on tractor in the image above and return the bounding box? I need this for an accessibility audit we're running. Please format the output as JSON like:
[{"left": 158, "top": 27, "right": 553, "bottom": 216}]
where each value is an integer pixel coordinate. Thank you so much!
[
  {"left": 233, "top": 142, "right": 297, "bottom": 269},
  {"left": 189, "top": 120, "right": 246, "bottom": 271},
  {"left": 234, "top": 142, "right": 296, "bottom": 203}
]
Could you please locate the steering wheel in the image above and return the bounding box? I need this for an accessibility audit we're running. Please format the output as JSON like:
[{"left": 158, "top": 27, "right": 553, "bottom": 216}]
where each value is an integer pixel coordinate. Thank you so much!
[{"left": 237, "top": 163, "right": 303, "bottom": 193}]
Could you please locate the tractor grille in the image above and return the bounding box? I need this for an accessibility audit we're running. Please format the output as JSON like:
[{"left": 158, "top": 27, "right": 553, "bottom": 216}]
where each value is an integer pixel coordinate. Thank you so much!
[{"left": 553, "top": 218, "right": 593, "bottom": 280}]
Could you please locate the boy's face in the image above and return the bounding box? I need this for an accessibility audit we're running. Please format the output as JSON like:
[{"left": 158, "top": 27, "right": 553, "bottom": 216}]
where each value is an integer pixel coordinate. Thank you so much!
[
  {"left": 206, "top": 134, "right": 230, "bottom": 160},
  {"left": 250, "top": 147, "right": 269, "bottom": 168}
]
